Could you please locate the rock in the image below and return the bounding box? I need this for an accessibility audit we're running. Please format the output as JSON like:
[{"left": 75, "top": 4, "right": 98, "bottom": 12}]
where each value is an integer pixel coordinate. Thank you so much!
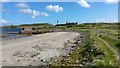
[
  {"left": 75, "top": 60, "right": 79, "bottom": 63},
  {"left": 71, "top": 45, "right": 76, "bottom": 48},
  {"left": 33, "top": 60, "right": 35, "bottom": 62},
  {"left": 30, "top": 51, "right": 40, "bottom": 58},
  {"left": 74, "top": 41, "right": 78, "bottom": 44},
  {"left": 41, "top": 59, "right": 43, "bottom": 62},
  {"left": 29, "top": 65, "right": 32, "bottom": 66},
  {"left": 36, "top": 53, "right": 40, "bottom": 55},
  {"left": 42, "top": 42, "right": 47, "bottom": 45},
  {"left": 79, "top": 64, "right": 84, "bottom": 66},
  {"left": 32, "top": 45, "right": 42, "bottom": 51},
  {"left": 30, "top": 54, "right": 36, "bottom": 58},
  {"left": 77, "top": 39, "right": 80, "bottom": 41},
  {"left": 65, "top": 49, "right": 68, "bottom": 50},
  {"left": 64, "top": 42, "right": 68, "bottom": 46},
  {"left": 13, "top": 50, "right": 25, "bottom": 57},
  {"left": 17, "top": 59, "right": 20, "bottom": 62},
  {"left": 3, "top": 60, "right": 6, "bottom": 62}
]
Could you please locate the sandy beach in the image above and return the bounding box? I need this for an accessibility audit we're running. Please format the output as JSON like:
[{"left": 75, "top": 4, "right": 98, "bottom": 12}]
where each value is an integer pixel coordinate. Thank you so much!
[{"left": 1, "top": 32, "right": 81, "bottom": 66}]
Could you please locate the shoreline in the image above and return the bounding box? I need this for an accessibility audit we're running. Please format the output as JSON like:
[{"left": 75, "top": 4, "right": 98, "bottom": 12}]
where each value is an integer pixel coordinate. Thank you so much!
[
  {"left": 1, "top": 32, "right": 83, "bottom": 66},
  {"left": 0, "top": 34, "right": 32, "bottom": 41}
]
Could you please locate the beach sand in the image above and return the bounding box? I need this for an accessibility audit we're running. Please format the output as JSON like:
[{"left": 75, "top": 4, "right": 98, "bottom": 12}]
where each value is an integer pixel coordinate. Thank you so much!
[{"left": 1, "top": 32, "right": 80, "bottom": 66}]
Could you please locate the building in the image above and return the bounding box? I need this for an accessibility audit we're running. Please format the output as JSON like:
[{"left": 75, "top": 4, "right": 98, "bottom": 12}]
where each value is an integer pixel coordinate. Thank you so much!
[
  {"left": 55, "top": 21, "right": 78, "bottom": 26},
  {"left": 21, "top": 26, "right": 35, "bottom": 31}
]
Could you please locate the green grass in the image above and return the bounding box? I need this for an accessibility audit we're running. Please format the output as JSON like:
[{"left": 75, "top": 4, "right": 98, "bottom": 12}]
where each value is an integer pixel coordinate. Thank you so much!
[
  {"left": 90, "top": 29, "right": 117, "bottom": 66},
  {"left": 98, "top": 32, "right": 120, "bottom": 50},
  {"left": 98, "top": 29, "right": 119, "bottom": 39}
]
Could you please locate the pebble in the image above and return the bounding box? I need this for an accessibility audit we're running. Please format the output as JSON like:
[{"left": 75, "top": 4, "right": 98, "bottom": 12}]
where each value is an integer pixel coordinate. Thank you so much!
[
  {"left": 33, "top": 60, "right": 35, "bottom": 62},
  {"left": 29, "top": 65, "right": 32, "bottom": 66},
  {"left": 3, "top": 60, "right": 6, "bottom": 62},
  {"left": 17, "top": 59, "right": 20, "bottom": 62},
  {"left": 76, "top": 60, "right": 79, "bottom": 63},
  {"left": 41, "top": 59, "right": 43, "bottom": 62}
]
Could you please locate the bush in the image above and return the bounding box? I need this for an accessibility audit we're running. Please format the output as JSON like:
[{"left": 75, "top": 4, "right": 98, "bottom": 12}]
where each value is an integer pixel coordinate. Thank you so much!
[{"left": 115, "top": 41, "right": 120, "bottom": 49}]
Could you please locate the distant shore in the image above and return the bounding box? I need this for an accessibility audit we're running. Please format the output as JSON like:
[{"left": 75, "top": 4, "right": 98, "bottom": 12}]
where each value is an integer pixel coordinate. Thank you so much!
[
  {"left": 0, "top": 36, "right": 8, "bottom": 38},
  {"left": 1, "top": 32, "right": 81, "bottom": 66}
]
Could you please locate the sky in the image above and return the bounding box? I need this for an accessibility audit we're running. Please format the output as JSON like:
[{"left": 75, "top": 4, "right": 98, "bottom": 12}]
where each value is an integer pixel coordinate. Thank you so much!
[{"left": 0, "top": 0, "right": 119, "bottom": 26}]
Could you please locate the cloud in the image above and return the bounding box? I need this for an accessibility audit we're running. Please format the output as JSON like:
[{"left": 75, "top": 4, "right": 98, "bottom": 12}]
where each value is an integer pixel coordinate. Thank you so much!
[
  {"left": 106, "top": 0, "right": 119, "bottom": 3},
  {"left": 33, "top": 10, "right": 48, "bottom": 16},
  {"left": 32, "top": 10, "right": 48, "bottom": 19},
  {"left": 0, "top": 19, "right": 8, "bottom": 23},
  {"left": 95, "top": 18, "right": 118, "bottom": 23},
  {"left": 77, "top": 0, "right": 91, "bottom": 8},
  {"left": 15, "top": 3, "right": 29, "bottom": 8},
  {"left": 19, "top": 8, "right": 48, "bottom": 19},
  {"left": 46, "top": 5, "right": 63, "bottom": 12},
  {"left": 32, "top": 15, "right": 35, "bottom": 19},
  {"left": 19, "top": 8, "right": 32, "bottom": 14},
  {"left": 0, "top": 0, "right": 9, "bottom": 2}
]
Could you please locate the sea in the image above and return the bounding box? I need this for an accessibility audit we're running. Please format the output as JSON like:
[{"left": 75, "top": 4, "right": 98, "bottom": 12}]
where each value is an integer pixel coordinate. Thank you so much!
[{"left": 0, "top": 28, "right": 26, "bottom": 41}]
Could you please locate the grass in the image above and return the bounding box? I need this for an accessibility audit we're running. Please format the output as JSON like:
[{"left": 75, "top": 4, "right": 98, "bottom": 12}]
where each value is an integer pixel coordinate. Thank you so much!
[
  {"left": 90, "top": 29, "right": 117, "bottom": 66},
  {"left": 99, "top": 33, "right": 120, "bottom": 50},
  {"left": 96, "top": 28, "right": 120, "bottom": 50},
  {"left": 105, "top": 29, "right": 118, "bottom": 35},
  {"left": 98, "top": 29, "right": 119, "bottom": 39}
]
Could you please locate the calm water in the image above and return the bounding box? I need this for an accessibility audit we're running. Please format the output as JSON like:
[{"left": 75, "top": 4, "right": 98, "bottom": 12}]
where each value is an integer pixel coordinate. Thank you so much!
[{"left": 0, "top": 28, "right": 24, "bottom": 40}]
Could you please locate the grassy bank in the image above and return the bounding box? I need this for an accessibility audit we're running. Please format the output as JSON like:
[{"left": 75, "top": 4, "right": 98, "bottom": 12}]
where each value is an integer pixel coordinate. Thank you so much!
[{"left": 51, "top": 29, "right": 118, "bottom": 66}]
